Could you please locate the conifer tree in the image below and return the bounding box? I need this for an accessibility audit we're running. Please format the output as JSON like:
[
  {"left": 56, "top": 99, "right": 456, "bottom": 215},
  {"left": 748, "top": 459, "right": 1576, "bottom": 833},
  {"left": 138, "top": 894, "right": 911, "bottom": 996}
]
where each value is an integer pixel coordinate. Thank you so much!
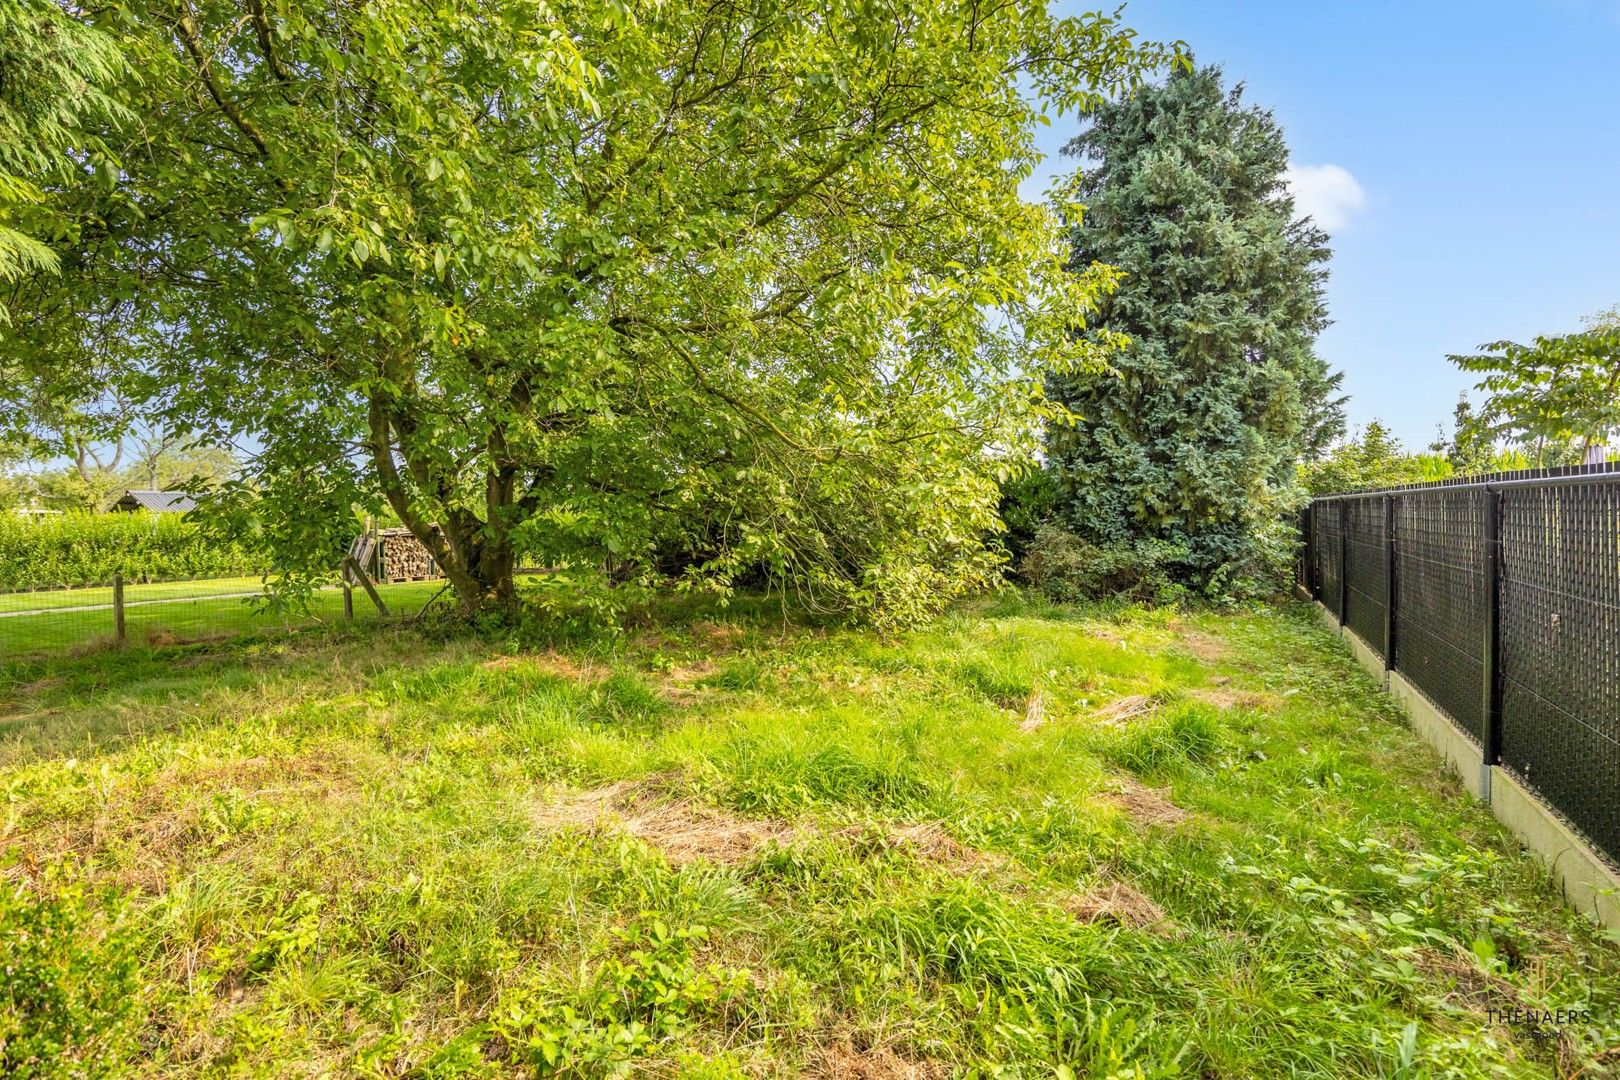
[{"left": 1046, "top": 64, "right": 1339, "bottom": 595}]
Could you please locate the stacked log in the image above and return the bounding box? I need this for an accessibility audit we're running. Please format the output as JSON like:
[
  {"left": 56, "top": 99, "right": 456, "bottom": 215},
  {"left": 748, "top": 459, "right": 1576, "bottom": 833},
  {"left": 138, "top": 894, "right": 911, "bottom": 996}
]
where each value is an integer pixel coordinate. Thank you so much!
[{"left": 378, "top": 527, "right": 440, "bottom": 582}]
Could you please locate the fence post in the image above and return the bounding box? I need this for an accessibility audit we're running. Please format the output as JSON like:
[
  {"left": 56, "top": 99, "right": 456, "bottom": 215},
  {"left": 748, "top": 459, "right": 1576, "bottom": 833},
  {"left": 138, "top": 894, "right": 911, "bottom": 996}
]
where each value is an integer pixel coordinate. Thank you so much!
[
  {"left": 1338, "top": 499, "right": 1349, "bottom": 626},
  {"left": 1299, "top": 505, "right": 1312, "bottom": 595},
  {"left": 343, "top": 582, "right": 354, "bottom": 620},
  {"left": 1383, "top": 495, "right": 1396, "bottom": 670},
  {"left": 343, "top": 555, "right": 389, "bottom": 616},
  {"left": 1481, "top": 487, "right": 1503, "bottom": 778},
  {"left": 113, "top": 571, "right": 126, "bottom": 644}
]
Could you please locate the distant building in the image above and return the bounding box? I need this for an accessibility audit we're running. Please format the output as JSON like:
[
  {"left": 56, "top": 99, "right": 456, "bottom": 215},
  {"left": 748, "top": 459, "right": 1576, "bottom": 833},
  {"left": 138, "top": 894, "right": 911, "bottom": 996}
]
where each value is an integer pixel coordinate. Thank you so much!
[{"left": 111, "top": 490, "right": 198, "bottom": 514}]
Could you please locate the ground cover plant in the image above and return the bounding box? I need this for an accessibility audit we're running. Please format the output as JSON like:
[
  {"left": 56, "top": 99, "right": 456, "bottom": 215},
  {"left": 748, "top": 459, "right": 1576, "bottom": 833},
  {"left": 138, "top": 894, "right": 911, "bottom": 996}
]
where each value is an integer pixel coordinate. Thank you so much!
[{"left": 2, "top": 594, "right": 1617, "bottom": 1076}]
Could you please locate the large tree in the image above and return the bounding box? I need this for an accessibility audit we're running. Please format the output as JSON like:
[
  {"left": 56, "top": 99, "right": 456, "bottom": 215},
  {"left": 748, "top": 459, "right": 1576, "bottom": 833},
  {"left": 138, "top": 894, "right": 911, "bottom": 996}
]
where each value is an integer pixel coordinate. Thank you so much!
[
  {"left": 1044, "top": 63, "right": 1338, "bottom": 595},
  {"left": 9, "top": 0, "right": 1172, "bottom": 623},
  {"left": 1448, "top": 311, "right": 1620, "bottom": 467},
  {"left": 0, "top": 0, "right": 129, "bottom": 468},
  {"left": 0, "top": 0, "right": 124, "bottom": 286}
]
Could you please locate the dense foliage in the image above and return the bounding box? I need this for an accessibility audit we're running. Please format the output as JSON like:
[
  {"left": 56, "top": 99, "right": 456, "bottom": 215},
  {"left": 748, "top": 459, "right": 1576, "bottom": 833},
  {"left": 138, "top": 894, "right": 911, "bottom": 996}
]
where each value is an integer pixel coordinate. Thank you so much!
[
  {"left": 0, "top": 512, "right": 258, "bottom": 591},
  {"left": 0, "top": 0, "right": 130, "bottom": 479},
  {"left": 1297, "top": 422, "right": 1451, "bottom": 496},
  {"left": 1018, "top": 524, "right": 1181, "bottom": 603},
  {"left": 0, "top": 869, "right": 140, "bottom": 1077},
  {"left": 1044, "top": 64, "right": 1340, "bottom": 599},
  {"left": 7, "top": 1, "right": 1174, "bottom": 627},
  {"left": 0, "top": 0, "right": 124, "bottom": 288},
  {"left": 1448, "top": 310, "right": 1620, "bottom": 467}
]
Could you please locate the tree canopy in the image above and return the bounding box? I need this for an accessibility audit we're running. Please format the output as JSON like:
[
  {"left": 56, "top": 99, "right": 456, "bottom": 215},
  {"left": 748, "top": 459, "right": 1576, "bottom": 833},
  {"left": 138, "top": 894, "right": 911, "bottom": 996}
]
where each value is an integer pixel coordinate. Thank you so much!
[
  {"left": 0, "top": 0, "right": 129, "bottom": 466},
  {"left": 1044, "top": 63, "right": 1339, "bottom": 597},
  {"left": 1298, "top": 421, "right": 1452, "bottom": 496},
  {"left": 1448, "top": 315, "right": 1620, "bottom": 467},
  {"left": 6, "top": 1, "right": 1175, "bottom": 624},
  {"left": 0, "top": 0, "right": 125, "bottom": 286}
]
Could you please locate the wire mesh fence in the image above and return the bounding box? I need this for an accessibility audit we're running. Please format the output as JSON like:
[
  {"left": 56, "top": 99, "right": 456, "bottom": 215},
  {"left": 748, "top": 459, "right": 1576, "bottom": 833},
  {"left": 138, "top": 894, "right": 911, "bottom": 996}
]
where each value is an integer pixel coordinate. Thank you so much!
[
  {"left": 0, "top": 573, "right": 450, "bottom": 659},
  {"left": 1498, "top": 479, "right": 1620, "bottom": 863},
  {"left": 1300, "top": 460, "right": 1620, "bottom": 868},
  {"left": 1312, "top": 505, "right": 1343, "bottom": 620}
]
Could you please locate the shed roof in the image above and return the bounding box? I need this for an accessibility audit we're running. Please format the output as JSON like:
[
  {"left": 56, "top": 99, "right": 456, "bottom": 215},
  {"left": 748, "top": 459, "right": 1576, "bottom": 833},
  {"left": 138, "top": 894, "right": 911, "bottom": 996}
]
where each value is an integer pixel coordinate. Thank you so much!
[{"left": 115, "top": 489, "right": 198, "bottom": 513}]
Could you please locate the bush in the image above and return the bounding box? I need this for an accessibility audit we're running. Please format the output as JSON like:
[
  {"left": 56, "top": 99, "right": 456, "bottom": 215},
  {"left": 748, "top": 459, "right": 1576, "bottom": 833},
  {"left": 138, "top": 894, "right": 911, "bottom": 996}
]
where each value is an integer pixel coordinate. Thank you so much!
[
  {"left": 995, "top": 467, "right": 1060, "bottom": 567},
  {"left": 1018, "top": 525, "right": 1184, "bottom": 604},
  {"left": 1018, "top": 520, "right": 1298, "bottom": 605},
  {"left": 0, "top": 870, "right": 142, "bottom": 1077},
  {"left": 0, "top": 511, "right": 260, "bottom": 590}
]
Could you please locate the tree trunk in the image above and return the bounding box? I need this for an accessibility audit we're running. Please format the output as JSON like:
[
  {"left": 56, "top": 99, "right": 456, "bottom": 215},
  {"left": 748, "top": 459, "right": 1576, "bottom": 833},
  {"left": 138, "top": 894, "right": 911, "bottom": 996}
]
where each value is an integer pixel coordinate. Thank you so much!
[
  {"left": 367, "top": 397, "right": 487, "bottom": 613},
  {"left": 365, "top": 396, "right": 526, "bottom": 618},
  {"left": 478, "top": 538, "right": 516, "bottom": 605}
]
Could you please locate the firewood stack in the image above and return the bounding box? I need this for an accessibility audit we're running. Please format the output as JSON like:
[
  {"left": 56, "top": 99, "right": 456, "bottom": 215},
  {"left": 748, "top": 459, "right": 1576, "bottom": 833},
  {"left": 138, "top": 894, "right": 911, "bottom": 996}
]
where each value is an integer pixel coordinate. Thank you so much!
[{"left": 377, "top": 527, "right": 440, "bottom": 582}]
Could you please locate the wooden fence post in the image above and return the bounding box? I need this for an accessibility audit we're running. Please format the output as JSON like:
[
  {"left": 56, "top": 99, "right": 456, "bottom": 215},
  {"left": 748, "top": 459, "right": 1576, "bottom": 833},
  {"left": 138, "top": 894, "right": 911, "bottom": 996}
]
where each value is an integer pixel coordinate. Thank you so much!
[
  {"left": 343, "top": 582, "right": 354, "bottom": 620},
  {"left": 343, "top": 556, "right": 389, "bottom": 616},
  {"left": 113, "top": 571, "right": 126, "bottom": 644}
]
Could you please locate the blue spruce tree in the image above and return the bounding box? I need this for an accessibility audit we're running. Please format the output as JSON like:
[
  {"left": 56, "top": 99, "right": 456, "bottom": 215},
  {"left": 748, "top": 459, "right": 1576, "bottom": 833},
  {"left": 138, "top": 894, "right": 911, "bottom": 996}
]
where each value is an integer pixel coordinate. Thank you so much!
[{"left": 1046, "top": 64, "right": 1343, "bottom": 597}]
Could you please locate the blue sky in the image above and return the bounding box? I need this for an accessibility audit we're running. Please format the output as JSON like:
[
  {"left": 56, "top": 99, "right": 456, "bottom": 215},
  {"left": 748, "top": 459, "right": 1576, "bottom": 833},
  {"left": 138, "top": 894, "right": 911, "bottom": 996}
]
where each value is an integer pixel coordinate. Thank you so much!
[{"left": 1037, "top": 0, "right": 1620, "bottom": 450}]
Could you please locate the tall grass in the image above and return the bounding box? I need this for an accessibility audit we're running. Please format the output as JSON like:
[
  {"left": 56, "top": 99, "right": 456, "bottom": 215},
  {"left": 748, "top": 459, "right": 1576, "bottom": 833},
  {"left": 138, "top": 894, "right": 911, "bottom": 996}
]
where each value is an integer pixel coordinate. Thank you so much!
[{"left": 1, "top": 596, "right": 1616, "bottom": 1074}]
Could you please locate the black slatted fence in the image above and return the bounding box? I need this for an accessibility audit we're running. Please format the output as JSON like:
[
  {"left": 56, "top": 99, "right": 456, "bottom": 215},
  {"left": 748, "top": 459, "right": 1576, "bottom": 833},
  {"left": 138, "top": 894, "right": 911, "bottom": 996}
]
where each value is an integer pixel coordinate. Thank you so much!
[{"left": 1300, "top": 461, "right": 1620, "bottom": 868}]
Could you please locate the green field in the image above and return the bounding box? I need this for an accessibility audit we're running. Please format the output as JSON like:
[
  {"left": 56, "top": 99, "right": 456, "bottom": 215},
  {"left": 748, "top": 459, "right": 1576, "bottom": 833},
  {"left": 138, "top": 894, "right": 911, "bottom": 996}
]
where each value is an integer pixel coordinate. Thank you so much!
[
  {"left": 3, "top": 593, "right": 1617, "bottom": 1075},
  {"left": 0, "top": 579, "right": 449, "bottom": 655},
  {"left": 0, "top": 575, "right": 271, "bottom": 614}
]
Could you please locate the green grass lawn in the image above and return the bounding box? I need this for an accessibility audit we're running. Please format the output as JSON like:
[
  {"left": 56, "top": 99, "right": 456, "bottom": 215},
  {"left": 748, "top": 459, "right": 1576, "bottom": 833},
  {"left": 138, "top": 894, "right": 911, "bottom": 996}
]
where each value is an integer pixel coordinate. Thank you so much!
[
  {"left": 2, "top": 593, "right": 1617, "bottom": 1076},
  {"left": 0, "top": 579, "right": 451, "bottom": 655},
  {"left": 0, "top": 575, "right": 273, "bottom": 614}
]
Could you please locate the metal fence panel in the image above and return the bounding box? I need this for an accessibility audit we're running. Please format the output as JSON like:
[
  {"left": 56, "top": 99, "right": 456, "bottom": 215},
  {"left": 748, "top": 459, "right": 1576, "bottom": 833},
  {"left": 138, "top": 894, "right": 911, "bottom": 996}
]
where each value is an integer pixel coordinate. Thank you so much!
[
  {"left": 1499, "top": 482, "right": 1620, "bottom": 863},
  {"left": 1344, "top": 497, "right": 1388, "bottom": 655},
  {"left": 1316, "top": 500, "right": 1343, "bottom": 619},
  {"left": 1304, "top": 461, "right": 1620, "bottom": 868},
  {"left": 1392, "top": 488, "right": 1484, "bottom": 743}
]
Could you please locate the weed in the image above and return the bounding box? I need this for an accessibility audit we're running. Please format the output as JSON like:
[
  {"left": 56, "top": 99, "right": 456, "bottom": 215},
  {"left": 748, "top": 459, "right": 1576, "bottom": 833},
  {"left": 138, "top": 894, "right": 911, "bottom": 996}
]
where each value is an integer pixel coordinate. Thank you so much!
[
  {"left": 0, "top": 863, "right": 142, "bottom": 1077},
  {"left": 1108, "top": 701, "right": 1225, "bottom": 773}
]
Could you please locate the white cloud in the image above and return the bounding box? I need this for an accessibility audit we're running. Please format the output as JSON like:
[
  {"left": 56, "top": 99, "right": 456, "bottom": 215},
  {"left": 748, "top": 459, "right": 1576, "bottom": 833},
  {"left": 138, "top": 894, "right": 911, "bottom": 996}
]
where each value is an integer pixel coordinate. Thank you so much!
[{"left": 1283, "top": 163, "right": 1367, "bottom": 232}]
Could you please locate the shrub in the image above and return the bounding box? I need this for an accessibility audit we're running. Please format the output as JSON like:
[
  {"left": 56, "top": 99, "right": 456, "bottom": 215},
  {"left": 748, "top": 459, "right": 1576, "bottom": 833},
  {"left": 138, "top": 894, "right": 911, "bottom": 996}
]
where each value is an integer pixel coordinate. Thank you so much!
[
  {"left": 995, "top": 467, "right": 1060, "bottom": 567},
  {"left": 0, "top": 870, "right": 142, "bottom": 1077},
  {"left": 0, "top": 511, "right": 259, "bottom": 590},
  {"left": 1018, "top": 525, "right": 1183, "bottom": 603}
]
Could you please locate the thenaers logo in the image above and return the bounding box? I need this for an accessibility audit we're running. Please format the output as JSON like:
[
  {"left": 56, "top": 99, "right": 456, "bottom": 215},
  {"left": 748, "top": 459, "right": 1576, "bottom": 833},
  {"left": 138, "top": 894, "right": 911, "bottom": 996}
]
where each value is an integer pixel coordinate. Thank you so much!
[{"left": 1486, "top": 1007, "right": 1595, "bottom": 1039}]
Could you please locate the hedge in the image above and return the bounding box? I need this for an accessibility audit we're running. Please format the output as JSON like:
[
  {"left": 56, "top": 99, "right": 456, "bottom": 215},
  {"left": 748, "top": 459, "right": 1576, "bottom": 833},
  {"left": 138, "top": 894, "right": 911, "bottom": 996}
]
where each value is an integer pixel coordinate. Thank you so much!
[{"left": 0, "top": 512, "right": 260, "bottom": 592}]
